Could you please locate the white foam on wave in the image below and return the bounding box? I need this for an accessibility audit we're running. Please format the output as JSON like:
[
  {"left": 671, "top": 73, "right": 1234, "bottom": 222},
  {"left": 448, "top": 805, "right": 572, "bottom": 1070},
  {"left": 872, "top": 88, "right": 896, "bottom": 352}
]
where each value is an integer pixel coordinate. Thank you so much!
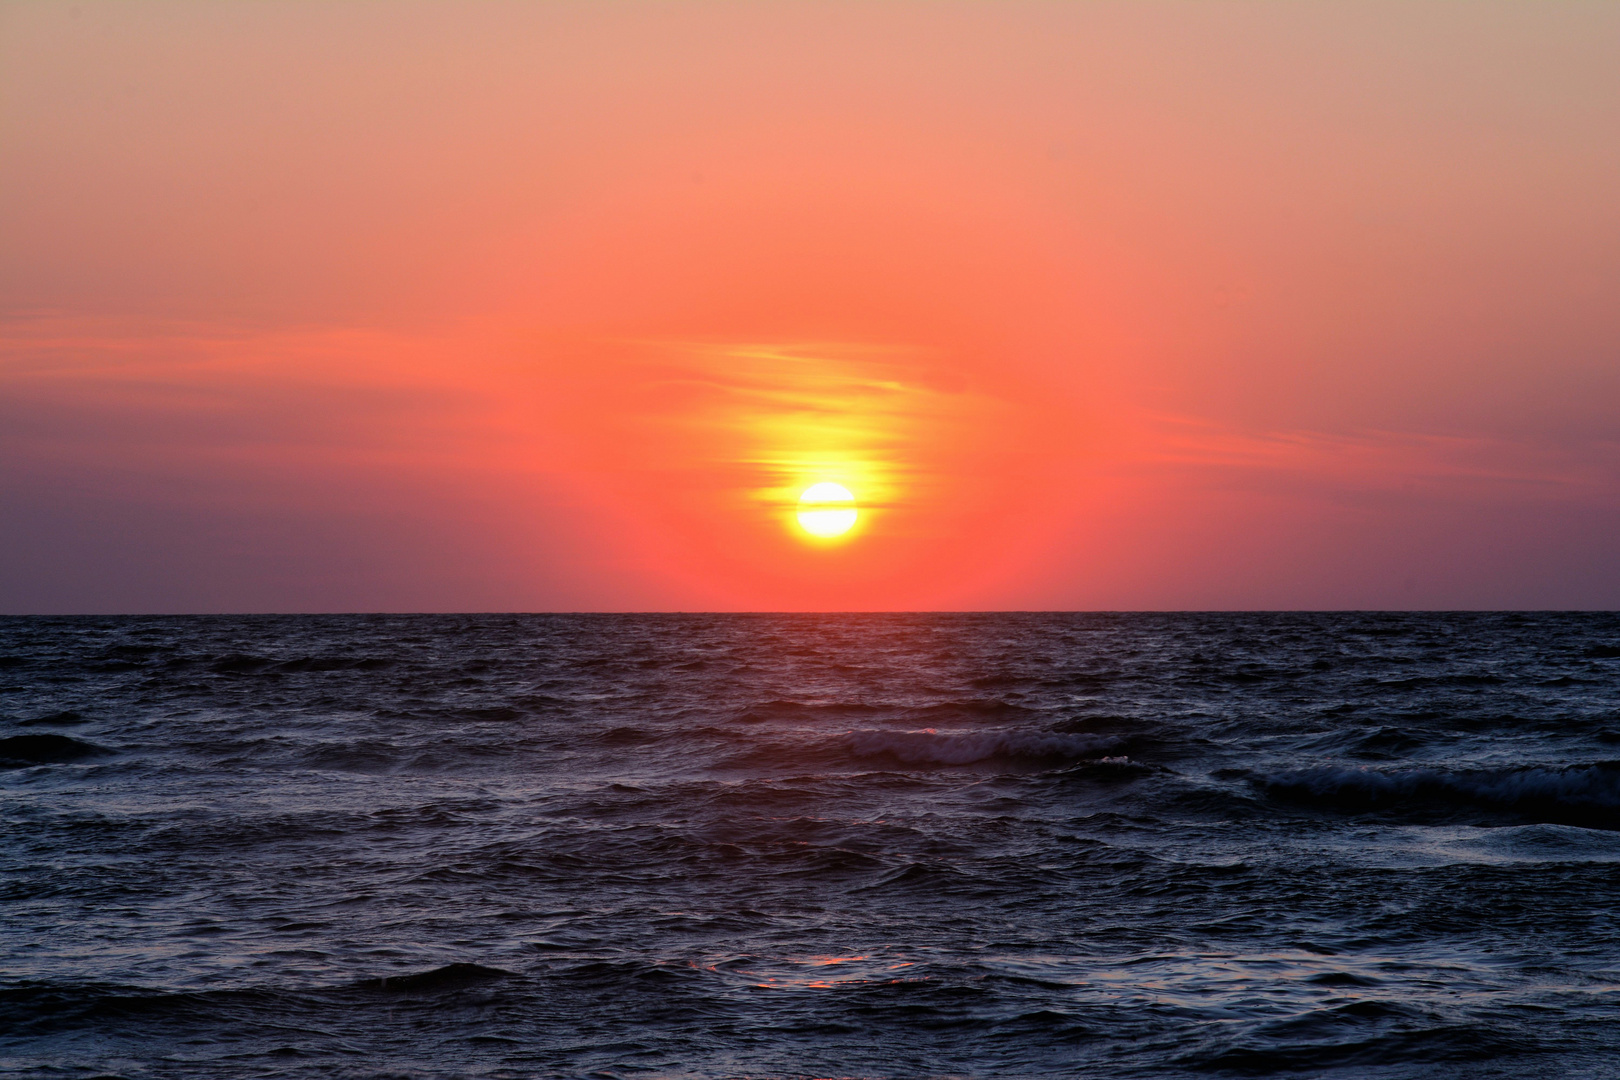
[{"left": 844, "top": 728, "right": 1121, "bottom": 766}]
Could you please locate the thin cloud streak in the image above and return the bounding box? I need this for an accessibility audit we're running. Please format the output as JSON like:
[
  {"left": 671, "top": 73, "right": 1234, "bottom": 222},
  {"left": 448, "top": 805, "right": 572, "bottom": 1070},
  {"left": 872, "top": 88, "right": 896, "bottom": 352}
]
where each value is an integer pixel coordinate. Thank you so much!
[{"left": 1127, "top": 412, "right": 1620, "bottom": 501}]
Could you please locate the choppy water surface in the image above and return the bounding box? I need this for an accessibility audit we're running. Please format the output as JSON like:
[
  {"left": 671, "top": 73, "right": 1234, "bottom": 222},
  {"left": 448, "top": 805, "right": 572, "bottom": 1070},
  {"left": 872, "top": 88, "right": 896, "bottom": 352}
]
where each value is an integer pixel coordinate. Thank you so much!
[{"left": 2, "top": 613, "right": 1618, "bottom": 1079}]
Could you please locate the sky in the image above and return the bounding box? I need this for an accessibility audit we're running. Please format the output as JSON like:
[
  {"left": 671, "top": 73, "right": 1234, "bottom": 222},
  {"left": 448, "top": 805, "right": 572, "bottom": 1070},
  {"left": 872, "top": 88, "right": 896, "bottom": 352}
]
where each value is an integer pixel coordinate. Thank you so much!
[{"left": 2, "top": 1, "right": 1617, "bottom": 613}]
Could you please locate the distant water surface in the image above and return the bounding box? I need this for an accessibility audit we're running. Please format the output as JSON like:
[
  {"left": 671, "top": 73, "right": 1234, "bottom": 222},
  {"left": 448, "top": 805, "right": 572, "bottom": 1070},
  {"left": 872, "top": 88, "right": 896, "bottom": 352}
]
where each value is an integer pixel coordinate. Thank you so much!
[{"left": 1, "top": 612, "right": 1618, "bottom": 1078}]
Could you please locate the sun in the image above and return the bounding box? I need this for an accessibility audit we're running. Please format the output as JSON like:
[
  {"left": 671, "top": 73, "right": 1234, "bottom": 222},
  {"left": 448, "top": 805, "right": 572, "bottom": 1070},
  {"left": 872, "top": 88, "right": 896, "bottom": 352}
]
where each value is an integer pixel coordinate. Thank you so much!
[{"left": 796, "top": 482, "right": 858, "bottom": 538}]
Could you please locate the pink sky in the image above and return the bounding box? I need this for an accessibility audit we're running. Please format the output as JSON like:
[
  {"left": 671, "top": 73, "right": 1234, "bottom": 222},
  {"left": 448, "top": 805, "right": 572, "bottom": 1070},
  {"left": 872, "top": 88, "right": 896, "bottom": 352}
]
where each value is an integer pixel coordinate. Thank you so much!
[{"left": 2, "top": 1, "right": 1617, "bottom": 611}]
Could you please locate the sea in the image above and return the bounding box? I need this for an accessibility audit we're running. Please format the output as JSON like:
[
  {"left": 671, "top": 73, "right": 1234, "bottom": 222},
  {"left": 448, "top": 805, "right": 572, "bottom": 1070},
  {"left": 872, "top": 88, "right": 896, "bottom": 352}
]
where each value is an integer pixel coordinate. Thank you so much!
[{"left": 1, "top": 612, "right": 1618, "bottom": 1079}]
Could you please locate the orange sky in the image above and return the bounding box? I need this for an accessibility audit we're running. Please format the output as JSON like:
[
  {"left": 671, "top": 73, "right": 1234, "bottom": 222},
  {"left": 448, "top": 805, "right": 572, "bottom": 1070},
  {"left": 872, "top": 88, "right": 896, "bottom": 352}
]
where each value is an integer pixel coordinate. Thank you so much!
[{"left": 2, "top": 1, "right": 1618, "bottom": 611}]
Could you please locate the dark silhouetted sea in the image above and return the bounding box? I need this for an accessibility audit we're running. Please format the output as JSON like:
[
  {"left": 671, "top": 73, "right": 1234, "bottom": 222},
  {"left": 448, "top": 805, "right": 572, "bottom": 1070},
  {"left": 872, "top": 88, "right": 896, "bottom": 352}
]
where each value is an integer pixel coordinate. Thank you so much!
[{"left": 2, "top": 613, "right": 1618, "bottom": 1078}]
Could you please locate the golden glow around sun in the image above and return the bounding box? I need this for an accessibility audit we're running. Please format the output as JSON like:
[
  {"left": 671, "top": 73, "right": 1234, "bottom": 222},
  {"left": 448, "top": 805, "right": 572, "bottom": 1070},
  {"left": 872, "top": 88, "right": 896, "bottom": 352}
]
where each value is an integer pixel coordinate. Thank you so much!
[{"left": 796, "top": 482, "right": 858, "bottom": 538}]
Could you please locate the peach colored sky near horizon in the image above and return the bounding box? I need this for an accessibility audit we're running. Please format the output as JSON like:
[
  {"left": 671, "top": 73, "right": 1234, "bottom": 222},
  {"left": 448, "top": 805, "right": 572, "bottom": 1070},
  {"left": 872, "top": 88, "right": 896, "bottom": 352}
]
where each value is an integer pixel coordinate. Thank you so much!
[{"left": 2, "top": 1, "right": 1618, "bottom": 611}]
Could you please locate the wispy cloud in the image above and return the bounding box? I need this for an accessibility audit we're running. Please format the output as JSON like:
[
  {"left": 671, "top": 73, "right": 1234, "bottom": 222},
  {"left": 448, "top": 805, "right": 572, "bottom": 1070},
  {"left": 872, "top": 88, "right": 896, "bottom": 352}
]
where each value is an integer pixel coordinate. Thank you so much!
[
  {"left": 630, "top": 340, "right": 1006, "bottom": 510},
  {"left": 1122, "top": 411, "right": 1620, "bottom": 503}
]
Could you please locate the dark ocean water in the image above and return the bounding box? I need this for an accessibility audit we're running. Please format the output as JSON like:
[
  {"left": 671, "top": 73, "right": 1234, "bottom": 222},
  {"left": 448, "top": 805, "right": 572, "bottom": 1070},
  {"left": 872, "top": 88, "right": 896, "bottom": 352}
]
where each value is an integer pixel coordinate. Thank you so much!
[{"left": 2, "top": 613, "right": 1618, "bottom": 1079}]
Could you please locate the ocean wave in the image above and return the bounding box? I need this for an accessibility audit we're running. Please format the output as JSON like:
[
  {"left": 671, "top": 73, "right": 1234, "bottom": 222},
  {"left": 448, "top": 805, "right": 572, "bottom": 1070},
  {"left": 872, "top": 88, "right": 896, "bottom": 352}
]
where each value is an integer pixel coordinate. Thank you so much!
[
  {"left": 733, "top": 699, "right": 887, "bottom": 723},
  {"left": 845, "top": 728, "right": 1121, "bottom": 767},
  {"left": 1250, "top": 762, "right": 1620, "bottom": 828},
  {"left": 1446, "top": 823, "right": 1620, "bottom": 863},
  {"left": 0, "top": 733, "right": 110, "bottom": 765},
  {"left": 357, "top": 963, "right": 513, "bottom": 993},
  {"left": 17, "top": 710, "right": 88, "bottom": 727},
  {"left": 1294, "top": 725, "right": 1432, "bottom": 760},
  {"left": 903, "top": 699, "right": 1038, "bottom": 722},
  {"left": 206, "top": 653, "right": 394, "bottom": 675},
  {"left": 1184, "top": 1012, "right": 1528, "bottom": 1072}
]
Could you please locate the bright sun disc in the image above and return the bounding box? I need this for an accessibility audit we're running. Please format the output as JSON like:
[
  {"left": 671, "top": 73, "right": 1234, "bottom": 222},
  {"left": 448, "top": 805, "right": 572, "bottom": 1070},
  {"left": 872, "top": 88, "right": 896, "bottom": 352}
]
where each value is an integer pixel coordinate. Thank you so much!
[{"left": 796, "top": 482, "right": 858, "bottom": 538}]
